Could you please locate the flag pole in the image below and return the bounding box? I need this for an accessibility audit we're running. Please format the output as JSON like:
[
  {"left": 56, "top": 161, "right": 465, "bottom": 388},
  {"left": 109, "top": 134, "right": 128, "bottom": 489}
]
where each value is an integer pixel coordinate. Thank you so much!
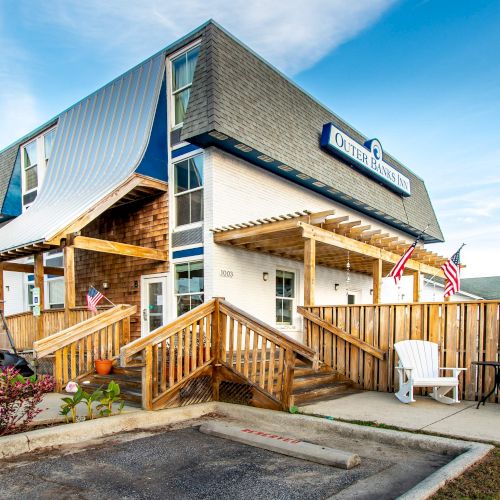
[
  {"left": 425, "top": 243, "right": 466, "bottom": 288},
  {"left": 383, "top": 223, "right": 430, "bottom": 280}
]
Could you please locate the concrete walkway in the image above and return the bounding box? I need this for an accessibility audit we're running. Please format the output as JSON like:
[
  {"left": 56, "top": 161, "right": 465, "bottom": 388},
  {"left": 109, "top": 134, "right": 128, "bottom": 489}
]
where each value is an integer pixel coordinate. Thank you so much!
[{"left": 300, "top": 391, "right": 500, "bottom": 445}]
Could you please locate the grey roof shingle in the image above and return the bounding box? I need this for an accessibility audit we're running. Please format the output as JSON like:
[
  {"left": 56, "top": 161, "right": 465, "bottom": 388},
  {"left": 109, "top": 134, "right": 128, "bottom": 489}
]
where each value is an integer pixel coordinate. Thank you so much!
[
  {"left": 460, "top": 277, "right": 500, "bottom": 300},
  {"left": 182, "top": 22, "right": 444, "bottom": 242}
]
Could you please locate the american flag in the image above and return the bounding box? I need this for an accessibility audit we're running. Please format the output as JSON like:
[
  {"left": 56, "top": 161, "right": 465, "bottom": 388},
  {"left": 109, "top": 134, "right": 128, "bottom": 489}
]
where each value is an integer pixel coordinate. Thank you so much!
[
  {"left": 389, "top": 239, "right": 418, "bottom": 284},
  {"left": 442, "top": 247, "right": 462, "bottom": 297},
  {"left": 86, "top": 286, "right": 104, "bottom": 312}
]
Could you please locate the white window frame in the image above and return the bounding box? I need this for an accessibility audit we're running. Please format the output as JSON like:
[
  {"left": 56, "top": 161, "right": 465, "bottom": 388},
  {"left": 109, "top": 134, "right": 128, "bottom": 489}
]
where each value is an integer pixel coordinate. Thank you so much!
[
  {"left": 20, "top": 125, "right": 57, "bottom": 210},
  {"left": 275, "top": 268, "right": 296, "bottom": 328},
  {"left": 172, "top": 152, "right": 204, "bottom": 230},
  {"left": 168, "top": 39, "right": 201, "bottom": 130},
  {"left": 173, "top": 259, "right": 204, "bottom": 317}
]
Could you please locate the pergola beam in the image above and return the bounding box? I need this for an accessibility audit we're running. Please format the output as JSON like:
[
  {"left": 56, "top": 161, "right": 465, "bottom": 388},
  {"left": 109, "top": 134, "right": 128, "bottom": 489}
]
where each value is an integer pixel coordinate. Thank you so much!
[
  {"left": 299, "top": 222, "right": 444, "bottom": 278},
  {"left": 71, "top": 235, "right": 168, "bottom": 261}
]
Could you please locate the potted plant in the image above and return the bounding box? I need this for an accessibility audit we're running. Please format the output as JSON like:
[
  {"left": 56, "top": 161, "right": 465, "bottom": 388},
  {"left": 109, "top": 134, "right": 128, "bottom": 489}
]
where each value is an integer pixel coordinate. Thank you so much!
[{"left": 94, "top": 359, "right": 113, "bottom": 375}]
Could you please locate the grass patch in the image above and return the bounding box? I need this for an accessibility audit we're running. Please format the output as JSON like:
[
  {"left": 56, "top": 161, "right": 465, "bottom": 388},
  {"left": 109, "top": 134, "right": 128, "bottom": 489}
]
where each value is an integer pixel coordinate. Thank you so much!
[{"left": 431, "top": 447, "right": 500, "bottom": 499}]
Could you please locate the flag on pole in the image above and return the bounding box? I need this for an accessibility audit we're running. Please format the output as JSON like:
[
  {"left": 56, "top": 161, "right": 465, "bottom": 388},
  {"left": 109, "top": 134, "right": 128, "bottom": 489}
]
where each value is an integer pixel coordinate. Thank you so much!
[
  {"left": 388, "top": 239, "right": 419, "bottom": 284},
  {"left": 86, "top": 286, "right": 104, "bottom": 312},
  {"left": 441, "top": 246, "right": 463, "bottom": 297}
]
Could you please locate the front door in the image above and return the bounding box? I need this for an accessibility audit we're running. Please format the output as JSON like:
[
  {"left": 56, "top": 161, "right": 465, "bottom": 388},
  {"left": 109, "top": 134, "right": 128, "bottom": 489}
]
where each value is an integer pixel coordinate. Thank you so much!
[{"left": 141, "top": 275, "right": 168, "bottom": 336}]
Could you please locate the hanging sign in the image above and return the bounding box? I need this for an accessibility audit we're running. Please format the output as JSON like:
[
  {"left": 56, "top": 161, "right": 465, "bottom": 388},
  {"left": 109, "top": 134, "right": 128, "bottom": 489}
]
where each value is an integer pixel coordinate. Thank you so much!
[{"left": 320, "top": 123, "right": 411, "bottom": 196}]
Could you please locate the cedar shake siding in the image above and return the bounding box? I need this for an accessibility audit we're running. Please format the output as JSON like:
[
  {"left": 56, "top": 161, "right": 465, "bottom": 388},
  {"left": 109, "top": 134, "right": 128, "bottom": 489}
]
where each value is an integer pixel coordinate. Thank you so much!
[{"left": 75, "top": 194, "right": 168, "bottom": 339}]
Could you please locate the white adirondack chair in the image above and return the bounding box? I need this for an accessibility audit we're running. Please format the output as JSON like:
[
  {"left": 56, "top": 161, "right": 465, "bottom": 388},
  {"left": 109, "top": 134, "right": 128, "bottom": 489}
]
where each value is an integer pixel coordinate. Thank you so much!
[{"left": 394, "top": 340, "right": 466, "bottom": 404}]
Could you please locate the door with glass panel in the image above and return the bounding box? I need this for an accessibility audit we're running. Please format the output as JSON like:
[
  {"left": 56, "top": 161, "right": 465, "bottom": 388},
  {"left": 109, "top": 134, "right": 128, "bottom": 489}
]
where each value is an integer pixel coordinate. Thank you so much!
[{"left": 141, "top": 275, "right": 168, "bottom": 336}]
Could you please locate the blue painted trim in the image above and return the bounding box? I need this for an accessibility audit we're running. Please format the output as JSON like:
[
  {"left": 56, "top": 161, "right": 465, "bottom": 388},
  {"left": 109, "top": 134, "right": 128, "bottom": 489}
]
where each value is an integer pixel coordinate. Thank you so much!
[
  {"left": 172, "top": 143, "right": 202, "bottom": 159},
  {"left": 1, "top": 148, "right": 22, "bottom": 218},
  {"left": 172, "top": 247, "right": 204, "bottom": 259},
  {"left": 135, "top": 77, "right": 168, "bottom": 181}
]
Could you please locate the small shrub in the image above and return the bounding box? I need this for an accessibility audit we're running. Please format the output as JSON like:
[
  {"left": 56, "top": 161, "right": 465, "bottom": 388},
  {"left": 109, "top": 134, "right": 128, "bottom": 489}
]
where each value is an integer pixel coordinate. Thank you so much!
[
  {"left": 82, "top": 387, "right": 103, "bottom": 420},
  {"left": 0, "top": 366, "right": 54, "bottom": 436},
  {"left": 60, "top": 387, "right": 85, "bottom": 423},
  {"left": 97, "top": 381, "right": 124, "bottom": 417}
]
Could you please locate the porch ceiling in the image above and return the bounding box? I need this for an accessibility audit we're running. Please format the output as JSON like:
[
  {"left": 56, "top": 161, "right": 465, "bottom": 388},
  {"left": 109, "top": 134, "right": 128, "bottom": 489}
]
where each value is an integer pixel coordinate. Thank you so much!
[{"left": 212, "top": 211, "right": 446, "bottom": 278}]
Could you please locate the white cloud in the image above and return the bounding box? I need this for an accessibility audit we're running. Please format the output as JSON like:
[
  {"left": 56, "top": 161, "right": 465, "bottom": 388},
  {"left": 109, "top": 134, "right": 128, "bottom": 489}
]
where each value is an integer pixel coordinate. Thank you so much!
[{"left": 34, "top": 0, "right": 397, "bottom": 75}]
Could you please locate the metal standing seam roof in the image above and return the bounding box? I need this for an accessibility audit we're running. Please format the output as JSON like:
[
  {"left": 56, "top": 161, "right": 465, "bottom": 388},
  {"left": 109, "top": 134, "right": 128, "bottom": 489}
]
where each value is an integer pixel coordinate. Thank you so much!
[{"left": 0, "top": 53, "right": 165, "bottom": 253}]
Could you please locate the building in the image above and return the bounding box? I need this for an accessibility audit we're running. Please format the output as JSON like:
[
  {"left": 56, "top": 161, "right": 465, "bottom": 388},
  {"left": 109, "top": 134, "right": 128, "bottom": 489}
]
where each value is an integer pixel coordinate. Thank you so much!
[{"left": 0, "top": 20, "right": 449, "bottom": 345}]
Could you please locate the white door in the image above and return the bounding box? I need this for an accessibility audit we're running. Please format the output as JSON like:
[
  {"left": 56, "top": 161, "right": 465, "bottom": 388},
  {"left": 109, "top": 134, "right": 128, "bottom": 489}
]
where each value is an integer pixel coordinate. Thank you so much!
[{"left": 141, "top": 275, "right": 168, "bottom": 336}]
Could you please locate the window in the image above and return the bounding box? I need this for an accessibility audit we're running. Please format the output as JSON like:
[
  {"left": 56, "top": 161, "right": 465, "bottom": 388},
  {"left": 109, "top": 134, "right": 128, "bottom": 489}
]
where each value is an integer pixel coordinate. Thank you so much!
[
  {"left": 171, "top": 45, "right": 200, "bottom": 126},
  {"left": 44, "top": 129, "right": 56, "bottom": 164},
  {"left": 175, "top": 261, "right": 204, "bottom": 316},
  {"left": 174, "top": 154, "right": 203, "bottom": 227},
  {"left": 23, "top": 141, "right": 38, "bottom": 192},
  {"left": 21, "top": 126, "right": 57, "bottom": 208},
  {"left": 276, "top": 270, "right": 295, "bottom": 325},
  {"left": 347, "top": 294, "right": 356, "bottom": 305}
]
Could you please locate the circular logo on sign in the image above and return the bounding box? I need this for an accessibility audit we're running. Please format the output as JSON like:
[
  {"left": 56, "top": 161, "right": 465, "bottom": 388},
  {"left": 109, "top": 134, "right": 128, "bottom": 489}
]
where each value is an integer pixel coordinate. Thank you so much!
[{"left": 365, "top": 138, "right": 383, "bottom": 161}]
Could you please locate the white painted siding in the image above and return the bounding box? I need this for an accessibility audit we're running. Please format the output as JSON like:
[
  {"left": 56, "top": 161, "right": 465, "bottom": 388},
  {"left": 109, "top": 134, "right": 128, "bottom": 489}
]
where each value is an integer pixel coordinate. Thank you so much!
[{"left": 203, "top": 148, "right": 377, "bottom": 340}]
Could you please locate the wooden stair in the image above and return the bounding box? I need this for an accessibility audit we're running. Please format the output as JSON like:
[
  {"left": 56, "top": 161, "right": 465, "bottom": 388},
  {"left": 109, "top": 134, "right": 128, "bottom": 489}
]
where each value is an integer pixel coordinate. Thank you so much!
[
  {"left": 80, "top": 366, "right": 143, "bottom": 407},
  {"left": 291, "top": 360, "right": 359, "bottom": 406}
]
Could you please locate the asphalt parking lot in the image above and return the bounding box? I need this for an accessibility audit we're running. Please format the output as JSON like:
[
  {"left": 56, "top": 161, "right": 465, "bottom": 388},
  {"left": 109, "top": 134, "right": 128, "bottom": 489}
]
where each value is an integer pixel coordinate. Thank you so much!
[{"left": 0, "top": 421, "right": 452, "bottom": 499}]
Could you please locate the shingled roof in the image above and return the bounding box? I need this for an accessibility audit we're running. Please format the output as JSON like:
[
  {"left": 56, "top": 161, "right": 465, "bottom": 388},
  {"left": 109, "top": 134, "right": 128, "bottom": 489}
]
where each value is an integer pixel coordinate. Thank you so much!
[
  {"left": 182, "top": 22, "right": 444, "bottom": 242},
  {"left": 0, "top": 142, "right": 19, "bottom": 218}
]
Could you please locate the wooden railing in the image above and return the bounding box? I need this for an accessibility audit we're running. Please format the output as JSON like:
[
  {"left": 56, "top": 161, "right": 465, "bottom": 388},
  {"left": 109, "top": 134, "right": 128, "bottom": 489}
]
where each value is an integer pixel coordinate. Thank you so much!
[
  {"left": 300, "top": 301, "right": 500, "bottom": 403},
  {"left": 34, "top": 304, "right": 135, "bottom": 391},
  {"left": 120, "top": 298, "right": 317, "bottom": 411},
  {"left": 5, "top": 306, "right": 111, "bottom": 350}
]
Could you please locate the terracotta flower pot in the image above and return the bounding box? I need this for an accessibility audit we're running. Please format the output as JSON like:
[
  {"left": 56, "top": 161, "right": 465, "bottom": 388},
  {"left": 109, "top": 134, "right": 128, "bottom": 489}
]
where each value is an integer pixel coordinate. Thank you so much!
[{"left": 95, "top": 359, "right": 113, "bottom": 375}]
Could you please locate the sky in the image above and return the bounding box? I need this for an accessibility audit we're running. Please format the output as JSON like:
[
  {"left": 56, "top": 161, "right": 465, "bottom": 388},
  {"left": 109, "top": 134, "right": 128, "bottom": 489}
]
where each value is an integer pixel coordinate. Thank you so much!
[{"left": 0, "top": 0, "right": 499, "bottom": 277}]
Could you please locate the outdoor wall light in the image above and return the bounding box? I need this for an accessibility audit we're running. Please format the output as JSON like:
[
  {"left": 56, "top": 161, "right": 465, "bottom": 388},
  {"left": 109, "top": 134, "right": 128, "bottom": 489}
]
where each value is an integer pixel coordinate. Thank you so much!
[
  {"left": 334, "top": 283, "right": 339, "bottom": 291},
  {"left": 102, "top": 282, "right": 109, "bottom": 289},
  {"left": 263, "top": 272, "right": 269, "bottom": 281},
  {"left": 370, "top": 289, "right": 373, "bottom": 295}
]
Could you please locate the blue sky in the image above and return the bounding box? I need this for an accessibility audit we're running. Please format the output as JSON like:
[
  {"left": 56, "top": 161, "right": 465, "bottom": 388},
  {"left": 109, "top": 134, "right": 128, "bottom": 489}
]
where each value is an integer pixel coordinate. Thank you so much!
[{"left": 1, "top": 0, "right": 498, "bottom": 276}]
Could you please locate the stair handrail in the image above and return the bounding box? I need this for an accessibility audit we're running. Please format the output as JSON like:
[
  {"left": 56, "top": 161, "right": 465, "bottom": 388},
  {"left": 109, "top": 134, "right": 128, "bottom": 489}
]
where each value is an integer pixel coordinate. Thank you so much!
[
  {"left": 219, "top": 300, "right": 318, "bottom": 366},
  {"left": 34, "top": 304, "right": 136, "bottom": 359},
  {"left": 120, "top": 300, "right": 217, "bottom": 365},
  {"left": 297, "top": 306, "right": 386, "bottom": 360}
]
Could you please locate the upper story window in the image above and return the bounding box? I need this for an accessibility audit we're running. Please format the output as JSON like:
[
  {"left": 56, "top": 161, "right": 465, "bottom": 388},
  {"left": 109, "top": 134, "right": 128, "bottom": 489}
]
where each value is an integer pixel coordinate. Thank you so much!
[
  {"left": 23, "top": 141, "right": 38, "bottom": 192},
  {"left": 171, "top": 45, "right": 200, "bottom": 127},
  {"left": 174, "top": 154, "right": 203, "bottom": 227},
  {"left": 21, "top": 126, "right": 57, "bottom": 209}
]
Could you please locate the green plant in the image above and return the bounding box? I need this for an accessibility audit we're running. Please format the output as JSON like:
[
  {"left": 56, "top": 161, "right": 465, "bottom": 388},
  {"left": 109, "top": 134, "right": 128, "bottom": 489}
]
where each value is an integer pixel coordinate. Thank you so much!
[
  {"left": 0, "top": 367, "right": 55, "bottom": 436},
  {"left": 59, "top": 386, "right": 84, "bottom": 423},
  {"left": 289, "top": 405, "right": 299, "bottom": 414},
  {"left": 81, "top": 387, "right": 103, "bottom": 420},
  {"left": 96, "top": 381, "right": 124, "bottom": 417}
]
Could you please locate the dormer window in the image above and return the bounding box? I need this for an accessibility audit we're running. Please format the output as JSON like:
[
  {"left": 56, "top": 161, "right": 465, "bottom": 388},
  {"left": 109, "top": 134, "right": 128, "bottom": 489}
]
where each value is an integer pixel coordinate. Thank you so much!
[
  {"left": 21, "top": 126, "right": 57, "bottom": 209},
  {"left": 171, "top": 45, "right": 200, "bottom": 127}
]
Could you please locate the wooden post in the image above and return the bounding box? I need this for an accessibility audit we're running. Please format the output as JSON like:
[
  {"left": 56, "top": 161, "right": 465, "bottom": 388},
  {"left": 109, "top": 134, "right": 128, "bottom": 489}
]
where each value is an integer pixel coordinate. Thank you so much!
[
  {"left": 142, "top": 345, "right": 153, "bottom": 410},
  {"left": 444, "top": 279, "right": 450, "bottom": 302},
  {"left": 304, "top": 238, "right": 316, "bottom": 306},
  {"left": 372, "top": 259, "right": 382, "bottom": 304},
  {"left": 64, "top": 245, "right": 76, "bottom": 327},
  {"left": 281, "top": 349, "right": 295, "bottom": 410},
  {"left": 0, "top": 263, "right": 4, "bottom": 314},
  {"left": 34, "top": 253, "right": 45, "bottom": 340},
  {"left": 211, "top": 298, "right": 221, "bottom": 401},
  {"left": 413, "top": 270, "right": 421, "bottom": 302}
]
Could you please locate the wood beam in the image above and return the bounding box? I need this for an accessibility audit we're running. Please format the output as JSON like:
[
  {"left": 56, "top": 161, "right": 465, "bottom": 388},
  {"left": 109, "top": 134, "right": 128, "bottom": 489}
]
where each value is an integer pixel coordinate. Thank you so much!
[
  {"left": 304, "top": 238, "right": 316, "bottom": 306},
  {"left": 299, "top": 222, "right": 445, "bottom": 278},
  {"left": 34, "top": 253, "right": 45, "bottom": 340},
  {"left": 72, "top": 236, "right": 168, "bottom": 261},
  {"left": 413, "top": 270, "right": 421, "bottom": 302},
  {"left": 372, "top": 259, "right": 382, "bottom": 304},
  {"left": 64, "top": 245, "right": 76, "bottom": 327},
  {"left": 214, "top": 218, "right": 301, "bottom": 243},
  {"left": 2, "top": 262, "right": 64, "bottom": 276}
]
